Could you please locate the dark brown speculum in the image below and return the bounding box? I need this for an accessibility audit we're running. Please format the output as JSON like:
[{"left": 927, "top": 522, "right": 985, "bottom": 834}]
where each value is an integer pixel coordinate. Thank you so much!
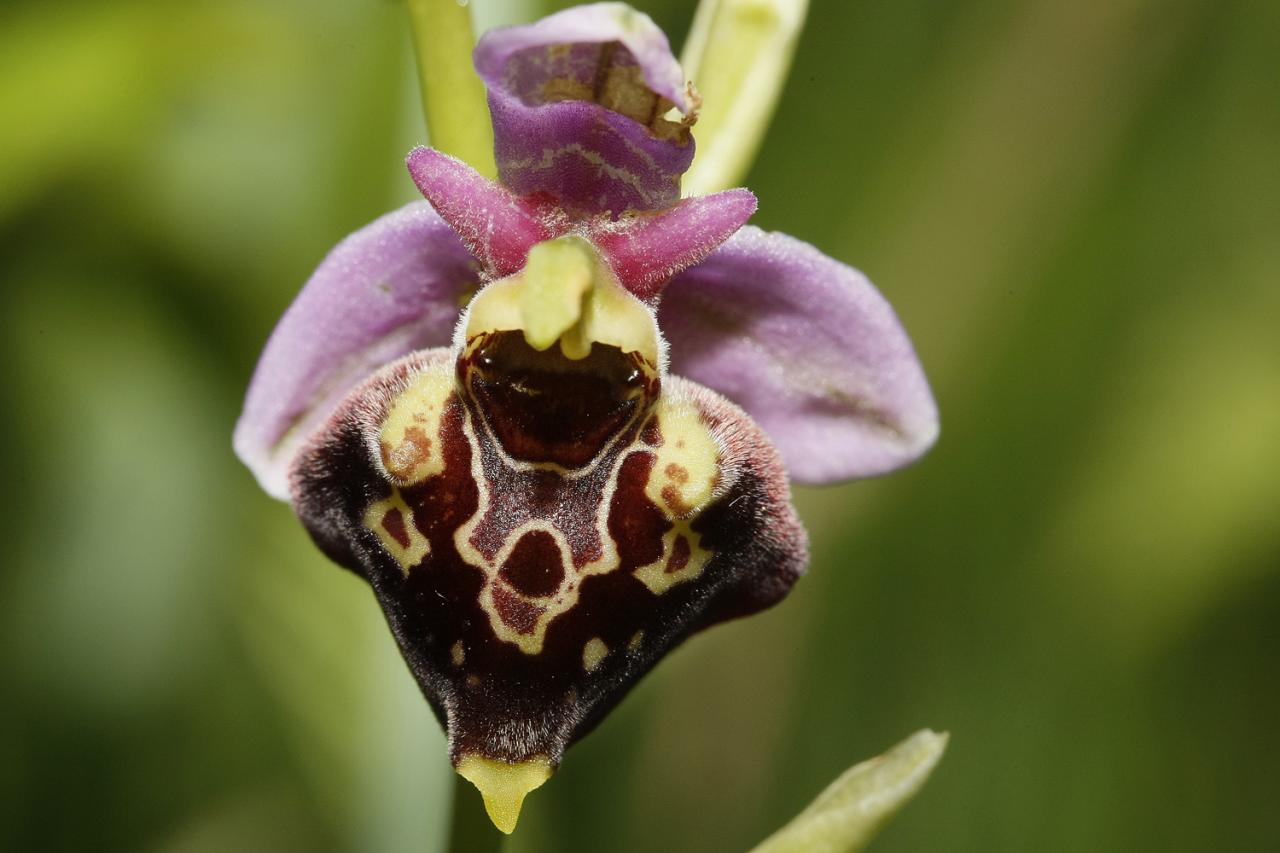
[{"left": 461, "top": 331, "right": 657, "bottom": 469}]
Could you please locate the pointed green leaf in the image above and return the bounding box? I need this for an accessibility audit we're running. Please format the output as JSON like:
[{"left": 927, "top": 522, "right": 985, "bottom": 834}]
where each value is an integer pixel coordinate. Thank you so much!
[{"left": 750, "top": 729, "right": 948, "bottom": 853}]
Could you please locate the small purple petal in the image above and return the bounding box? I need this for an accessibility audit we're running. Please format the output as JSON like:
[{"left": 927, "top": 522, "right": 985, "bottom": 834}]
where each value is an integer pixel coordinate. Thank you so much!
[
  {"left": 590, "top": 188, "right": 756, "bottom": 300},
  {"left": 474, "top": 3, "right": 696, "bottom": 217},
  {"left": 407, "top": 147, "right": 561, "bottom": 279},
  {"left": 658, "top": 227, "right": 939, "bottom": 483},
  {"left": 234, "top": 202, "right": 480, "bottom": 499}
]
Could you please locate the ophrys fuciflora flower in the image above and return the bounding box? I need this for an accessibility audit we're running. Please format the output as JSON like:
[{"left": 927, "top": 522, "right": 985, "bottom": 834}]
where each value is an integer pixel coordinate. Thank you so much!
[{"left": 234, "top": 2, "right": 937, "bottom": 833}]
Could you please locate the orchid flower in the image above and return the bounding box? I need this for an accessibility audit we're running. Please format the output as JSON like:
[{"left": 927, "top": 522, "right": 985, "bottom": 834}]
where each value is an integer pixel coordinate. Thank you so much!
[{"left": 234, "top": 1, "right": 937, "bottom": 834}]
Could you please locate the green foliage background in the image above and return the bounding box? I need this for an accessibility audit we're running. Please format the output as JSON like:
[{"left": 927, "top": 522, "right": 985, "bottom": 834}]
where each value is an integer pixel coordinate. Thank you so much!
[{"left": 2, "top": 0, "right": 1277, "bottom": 850}]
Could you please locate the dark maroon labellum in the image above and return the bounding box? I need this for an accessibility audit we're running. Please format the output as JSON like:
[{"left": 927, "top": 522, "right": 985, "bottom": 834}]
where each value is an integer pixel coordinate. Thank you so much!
[{"left": 289, "top": 329, "right": 806, "bottom": 824}]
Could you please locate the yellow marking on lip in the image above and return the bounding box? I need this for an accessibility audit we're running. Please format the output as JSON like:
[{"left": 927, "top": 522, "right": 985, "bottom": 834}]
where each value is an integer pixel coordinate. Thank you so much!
[
  {"left": 362, "top": 489, "right": 429, "bottom": 574},
  {"left": 582, "top": 637, "right": 609, "bottom": 672},
  {"left": 627, "top": 631, "right": 644, "bottom": 653},
  {"left": 644, "top": 398, "right": 720, "bottom": 520},
  {"left": 450, "top": 640, "right": 465, "bottom": 666},
  {"left": 633, "top": 522, "right": 712, "bottom": 595},
  {"left": 378, "top": 369, "right": 454, "bottom": 485},
  {"left": 456, "top": 754, "right": 552, "bottom": 834}
]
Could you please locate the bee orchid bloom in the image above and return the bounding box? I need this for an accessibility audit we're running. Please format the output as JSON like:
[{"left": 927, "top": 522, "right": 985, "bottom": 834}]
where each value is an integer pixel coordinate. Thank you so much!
[{"left": 234, "top": 1, "right": 937, "bottom": 834}]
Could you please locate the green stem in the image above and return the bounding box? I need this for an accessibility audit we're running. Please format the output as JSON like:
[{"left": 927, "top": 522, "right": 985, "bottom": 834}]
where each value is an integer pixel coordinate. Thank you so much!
[
  {"left": 447, "top": 773, "right": 505, "bottom": 853},
  {"left": 680, "top": 0, "right": 809, "bottom": 196},
  {"left": 406, "top": 0, "right": 496, "bottom": 177}
]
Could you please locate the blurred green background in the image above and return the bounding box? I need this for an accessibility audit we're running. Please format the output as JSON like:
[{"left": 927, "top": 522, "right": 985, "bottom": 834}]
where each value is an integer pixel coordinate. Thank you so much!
[{"left": 3, "top": 0, "right": 1277, "bottom": 850}]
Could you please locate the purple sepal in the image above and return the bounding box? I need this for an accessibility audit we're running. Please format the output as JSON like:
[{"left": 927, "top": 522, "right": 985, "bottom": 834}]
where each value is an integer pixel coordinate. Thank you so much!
[
  {"left": 234, "top": 202, "right": 480, "bottom": 499},
  {"left": 407, "top": 146, "right": 562, "bottom": 279},
  {"left": 591, "top": 189, "right": 756, "bottom": 300},
  {"left": 474, "top": 3, "right": 697, "bottom": 217},
  {"left": 658, "top": 227, "right": 939, "bottom": 483}
]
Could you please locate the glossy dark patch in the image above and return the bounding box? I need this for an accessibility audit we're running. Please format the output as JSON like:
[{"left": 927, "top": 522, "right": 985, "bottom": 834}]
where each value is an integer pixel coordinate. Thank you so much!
[{"left": 460, "top": 331, "right": 654, "bottom": 468}]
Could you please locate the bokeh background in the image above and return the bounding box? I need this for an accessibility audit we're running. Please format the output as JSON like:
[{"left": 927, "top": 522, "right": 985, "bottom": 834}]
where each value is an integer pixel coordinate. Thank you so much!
[{"left": 3, "top": 0, "right": 1277, "bottom": 850}]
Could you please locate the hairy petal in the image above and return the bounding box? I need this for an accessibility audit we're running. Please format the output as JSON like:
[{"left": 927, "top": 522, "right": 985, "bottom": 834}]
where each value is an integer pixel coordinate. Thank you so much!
[
  {"left": 590, "top": 188, "right": 757, "bottom": 300},
  {"left": 407, "top": 146, "right": 561, "bottom": 279},
  {"left": 290, "top": 351, "right": 806, "bottom": 820},
  {"left": 659, "top": 227, "right": 938, "bottom": 483},
  {"left": 474, "top": 2, "right": 697, "bottom": 217},
  {"left": 235, "top": 203, "right": 480, "bottom": 499}
]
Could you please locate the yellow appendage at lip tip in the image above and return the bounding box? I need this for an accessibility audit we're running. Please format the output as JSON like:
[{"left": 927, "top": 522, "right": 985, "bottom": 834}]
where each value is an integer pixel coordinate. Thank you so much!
[{"left": 456, "top": 754, "right": 553, "bottom": 834}]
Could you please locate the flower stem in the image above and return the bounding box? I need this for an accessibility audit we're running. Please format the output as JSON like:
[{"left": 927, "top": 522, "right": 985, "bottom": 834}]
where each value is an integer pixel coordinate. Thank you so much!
[
  {"left": 447, "top": 773, "right": 505, "bottom": 853},
  {"left": 406, "top": 0, "right": 497, "bottom": 178}
]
